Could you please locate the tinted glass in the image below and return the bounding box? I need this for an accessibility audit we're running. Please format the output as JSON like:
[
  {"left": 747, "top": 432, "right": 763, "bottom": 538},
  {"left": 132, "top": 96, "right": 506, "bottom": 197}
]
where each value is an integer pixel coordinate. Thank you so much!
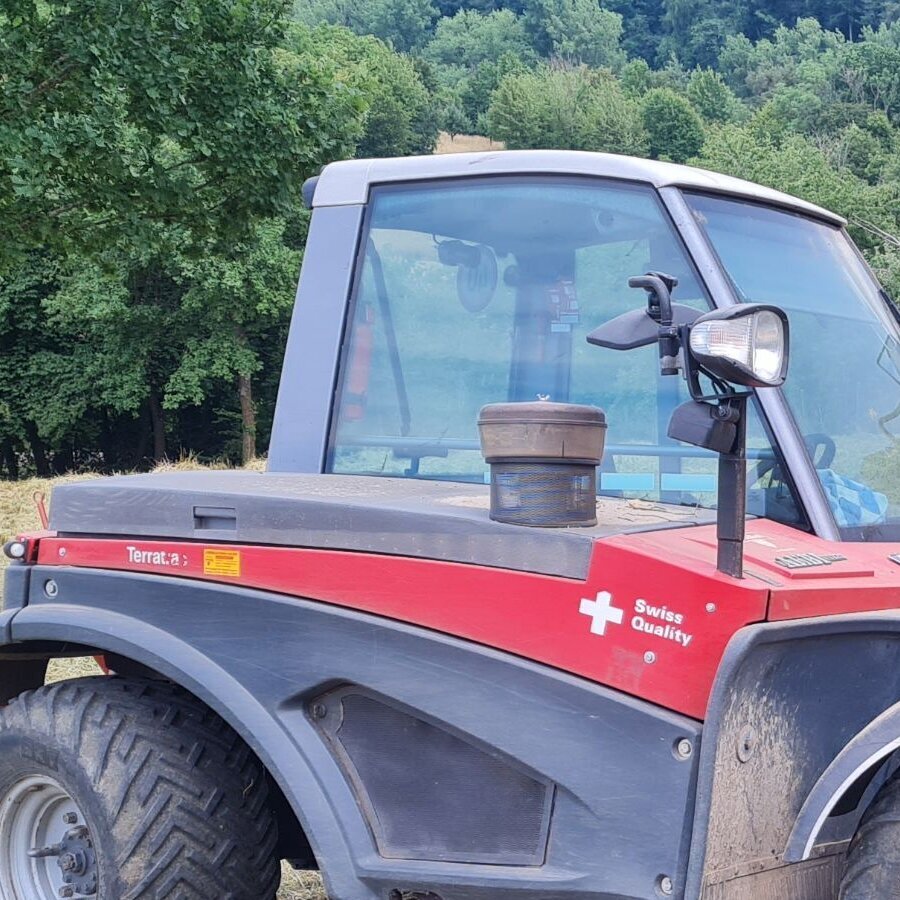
[
  {"left": 687, "top": 193, "right": 900, "bottom": 539},
  {"left": 329, "top": 179, "right": 803, "bottom": 522}
]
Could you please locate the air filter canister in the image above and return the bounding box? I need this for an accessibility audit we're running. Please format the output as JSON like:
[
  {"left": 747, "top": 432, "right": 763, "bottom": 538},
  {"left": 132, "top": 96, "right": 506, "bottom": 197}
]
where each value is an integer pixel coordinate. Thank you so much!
[{"left": 478, "top": 401, "right": 607, "bottom": 527}]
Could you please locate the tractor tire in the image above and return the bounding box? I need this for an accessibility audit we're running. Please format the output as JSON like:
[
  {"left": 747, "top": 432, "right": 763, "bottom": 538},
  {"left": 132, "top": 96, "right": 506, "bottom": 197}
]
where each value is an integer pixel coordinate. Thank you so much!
[
  {"left": 0, "top": 675, "right": 279, "bottom": 900},
  {"left": 841, "top": 768, "right": 900, "bottom": 899}
]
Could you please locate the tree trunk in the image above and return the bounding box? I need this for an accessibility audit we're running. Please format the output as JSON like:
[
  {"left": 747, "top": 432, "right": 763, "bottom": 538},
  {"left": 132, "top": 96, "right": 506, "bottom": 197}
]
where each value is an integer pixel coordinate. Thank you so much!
[
  {"left": 148, "top": 391, "right": 167, "bottom": 463},
  {"left": 1, "top": 438, "right": 18, "bottom": 480},
  {"left": 238, "top": 372, "right": 256, "bottom": 465},
  {"left": 52, "top": 446, "right": 73, "bottom": 475},
  {"left": 23, "top": 421, "right": 50, "bottom": 477},
  {"left": 133, "top": 405, "right": 151, "bottom": 468}
]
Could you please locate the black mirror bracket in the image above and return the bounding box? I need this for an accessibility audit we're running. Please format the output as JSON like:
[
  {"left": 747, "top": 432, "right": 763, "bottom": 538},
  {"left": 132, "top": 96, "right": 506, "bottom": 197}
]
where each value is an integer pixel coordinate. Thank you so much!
[
  {"left": 666, "top": 392, "right": 749, "bottom": 579},
  {"left": 714, "top": 394, "right": 749, "bottom": 579},
  {"left": 628, "top": 272, "right": 682, "bottom": 376}
]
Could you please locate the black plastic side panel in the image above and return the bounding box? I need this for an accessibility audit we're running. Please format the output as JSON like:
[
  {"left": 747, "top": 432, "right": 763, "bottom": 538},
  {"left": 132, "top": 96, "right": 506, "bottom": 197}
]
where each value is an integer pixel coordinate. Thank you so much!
[
  {"left": 313, "top": 688, "right": 555, "bottom": 865},
  {"left": 1, "top": 565, "right": 29, "bottom": 616},
  {"left": 11, "top": 567, "right": 701, "bottom": 900}
]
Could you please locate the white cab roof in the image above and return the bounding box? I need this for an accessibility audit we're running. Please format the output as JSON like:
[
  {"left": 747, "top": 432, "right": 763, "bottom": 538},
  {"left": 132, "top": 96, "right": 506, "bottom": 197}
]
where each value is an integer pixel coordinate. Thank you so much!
[{"left": 311, "top": 149, "right": 845, "bottom": 225}]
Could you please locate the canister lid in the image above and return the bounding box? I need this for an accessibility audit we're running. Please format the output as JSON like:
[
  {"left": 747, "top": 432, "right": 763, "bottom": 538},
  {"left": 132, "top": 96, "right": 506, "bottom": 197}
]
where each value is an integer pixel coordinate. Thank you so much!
[{"left": 478, "top": 401, "right": 606, "bottom": 428}]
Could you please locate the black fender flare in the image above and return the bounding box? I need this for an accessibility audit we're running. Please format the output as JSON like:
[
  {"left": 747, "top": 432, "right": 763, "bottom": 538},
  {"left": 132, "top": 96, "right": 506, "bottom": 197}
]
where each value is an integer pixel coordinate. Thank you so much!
[
  {"left": 786, "top": 698, "right": 900, "bottom": 862},
  {"left": 5, "top": 601, "right": 375, "bottom": 900},
  {"left": 683, "top": 614, "right": 900, "bottom": 900}
]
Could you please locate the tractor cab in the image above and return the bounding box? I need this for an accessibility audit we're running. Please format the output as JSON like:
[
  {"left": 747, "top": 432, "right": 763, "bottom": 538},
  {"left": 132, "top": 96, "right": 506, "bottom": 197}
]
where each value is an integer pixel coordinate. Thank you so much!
[{"left": 271, "top": 151, "right": 900, "bottom": 549}]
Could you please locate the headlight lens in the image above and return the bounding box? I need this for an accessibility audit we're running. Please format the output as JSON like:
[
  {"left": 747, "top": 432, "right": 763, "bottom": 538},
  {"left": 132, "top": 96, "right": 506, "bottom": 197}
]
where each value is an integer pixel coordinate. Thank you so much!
[{"left": 689, "top": 305, "right": 789, "bottom": 387}]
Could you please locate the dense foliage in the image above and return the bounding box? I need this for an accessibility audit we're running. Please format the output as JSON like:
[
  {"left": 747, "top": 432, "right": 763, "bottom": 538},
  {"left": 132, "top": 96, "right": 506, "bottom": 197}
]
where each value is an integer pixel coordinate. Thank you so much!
[{"left": 3, "top": 0, "right": 900, "bottom": 477}]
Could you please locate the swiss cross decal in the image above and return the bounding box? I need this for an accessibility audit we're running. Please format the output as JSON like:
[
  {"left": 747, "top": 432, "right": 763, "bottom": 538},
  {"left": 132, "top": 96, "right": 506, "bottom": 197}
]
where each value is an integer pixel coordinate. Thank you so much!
[
  {"left": 579, "top": 591, "right": 624, "bottom": 635},
  {"left": 579, "top": 590, "right": 696, "bottom": 649}
]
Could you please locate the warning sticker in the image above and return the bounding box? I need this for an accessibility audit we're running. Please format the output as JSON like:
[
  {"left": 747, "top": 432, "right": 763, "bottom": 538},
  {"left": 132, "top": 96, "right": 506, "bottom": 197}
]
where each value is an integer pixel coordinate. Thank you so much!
[{"left": 203, "top": 549, "right": 241, "bottom": 578}]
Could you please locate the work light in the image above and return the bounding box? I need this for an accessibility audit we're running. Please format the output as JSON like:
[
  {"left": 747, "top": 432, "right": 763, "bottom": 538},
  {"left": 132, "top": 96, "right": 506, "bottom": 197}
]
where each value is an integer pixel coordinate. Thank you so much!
[{"left": 688, "top": 304, "right": 789, "bottom": 388}]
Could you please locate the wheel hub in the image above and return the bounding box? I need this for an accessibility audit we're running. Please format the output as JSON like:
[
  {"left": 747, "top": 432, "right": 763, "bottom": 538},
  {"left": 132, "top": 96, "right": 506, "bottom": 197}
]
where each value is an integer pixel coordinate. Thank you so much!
[
  {"left": 0, "top": 775, "right": 98, "bottom": 898},
  {"left": 29, "top": 825, "right": 97, "bottom": 895}
]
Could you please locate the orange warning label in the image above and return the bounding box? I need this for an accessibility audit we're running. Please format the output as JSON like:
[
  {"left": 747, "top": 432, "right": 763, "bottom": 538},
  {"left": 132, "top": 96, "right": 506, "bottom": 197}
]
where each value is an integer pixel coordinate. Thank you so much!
[{"left": 203, "top": 549, "right": 241, "bottom": 578}]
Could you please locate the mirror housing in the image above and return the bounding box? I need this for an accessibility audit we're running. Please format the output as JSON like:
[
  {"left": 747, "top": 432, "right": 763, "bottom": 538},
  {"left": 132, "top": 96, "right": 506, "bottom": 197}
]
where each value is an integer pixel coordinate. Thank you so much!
[
  {"left": 438, "top": 240, "right": 498, "bottom": 313},
  {"left": 587, "top": 304, "right": 701, "bottom": 351}
]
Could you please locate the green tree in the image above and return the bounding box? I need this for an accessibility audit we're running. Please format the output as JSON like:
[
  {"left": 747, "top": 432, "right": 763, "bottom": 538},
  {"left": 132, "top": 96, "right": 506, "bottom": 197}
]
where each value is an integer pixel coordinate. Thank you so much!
[
  {"left": 0, "top": 0, "right": 347, "bottom": 271},
  {"left": 291, "top": 24, "right": 440, "bottom": 156},
  {"left": 621, "top": 58, "right": 656, "bottom": 97},
  {"left": 0, "top": 1, "right": 365, "bottom": 472},
  {"left": 641, "top": 87, "right": 705, "bottom": 161},
  {"left": 687, "top": 67, "right": 744, "bottom": 122},
  {"left": 293, "top": 0, "right": 438, "bottom": 51},
  {"left": 718, "top": 18, "right": 846, "bottom": 102},
  {"left": 426, "top": 8, "right": 533, "bottom": 68},
  {"left": 524, "top": 0, "right": 627, "bottom": 69},
  {"left": 843, "top": 41, "right": 900, "bottom": 122},
  {"left": 39, "top": 241, "right": 189, "bottom": 464},
  {"left": 0, "top": 255, "right": 77, "bottom": 476},
  {"left": 604, "top": 0, "right": 666, "bottom": 63},
  {"left": 659, "top": 0, "right": 745, "bottom": 68},
  {"left": 440, "top": 92, "right": 474, "bottom": 137},
  {"left": 459, "top": 51, "right": 530, "bottom": 126},
  {"left": 839, "top": 123, "right": 889, "bottom": 184},
  {"left": 361, "top": 0, "right": 440, "bottom": 51},
  {"left": 488, "top": 64, "right": 648, "bottom": 153},
  {"left": 165, "top": 221, "right": 301, "bottom": 463}
]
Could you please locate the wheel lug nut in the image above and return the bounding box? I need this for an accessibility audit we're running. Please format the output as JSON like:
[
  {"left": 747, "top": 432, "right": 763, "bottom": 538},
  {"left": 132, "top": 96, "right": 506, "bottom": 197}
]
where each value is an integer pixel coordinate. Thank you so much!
[
  {"left": 58, "top": 888, "right": 74, "bottom": 899},
  {"left": 62, "top": 812, "right": 77, "bottom": 825}
]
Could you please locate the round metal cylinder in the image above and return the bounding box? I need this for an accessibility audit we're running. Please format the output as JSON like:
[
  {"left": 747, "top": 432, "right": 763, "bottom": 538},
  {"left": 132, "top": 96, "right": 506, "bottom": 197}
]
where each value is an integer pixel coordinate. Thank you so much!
[{"left": 478, "top": 401, "right": 606, "bottom": 527}]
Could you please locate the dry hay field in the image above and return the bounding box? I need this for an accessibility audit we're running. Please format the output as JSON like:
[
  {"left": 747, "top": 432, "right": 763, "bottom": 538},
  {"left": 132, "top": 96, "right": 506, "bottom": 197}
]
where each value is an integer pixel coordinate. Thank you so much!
[
  {"left": 0, "top": 467, "right": 327, "bottom": 900},
  {"left": 436, "top": 131, "right": 503, "bottom": 154}
]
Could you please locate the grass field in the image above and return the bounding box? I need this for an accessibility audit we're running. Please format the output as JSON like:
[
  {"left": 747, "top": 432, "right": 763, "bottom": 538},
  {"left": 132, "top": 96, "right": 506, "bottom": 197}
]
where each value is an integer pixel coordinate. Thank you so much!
[{"left": 0, "top": 468, "right": 328, "bottom": 900}]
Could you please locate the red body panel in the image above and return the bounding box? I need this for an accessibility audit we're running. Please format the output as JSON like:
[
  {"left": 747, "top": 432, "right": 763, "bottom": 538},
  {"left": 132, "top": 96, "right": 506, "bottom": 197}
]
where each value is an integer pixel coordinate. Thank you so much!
[
  {"left": 637, "top": 525, "right": 900, "bottom": 620},
  {"left": 32, "top": 519, "right": 900, "bottom": 720}
]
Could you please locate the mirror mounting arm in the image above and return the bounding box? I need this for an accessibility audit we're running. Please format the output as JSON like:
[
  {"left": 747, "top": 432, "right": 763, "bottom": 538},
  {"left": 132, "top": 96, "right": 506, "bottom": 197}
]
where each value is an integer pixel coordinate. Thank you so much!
[
  {"left": 628, "top": 272, "right": 682, "bottom": 376},
  {"left": 716, "top": 395, "right": 749, "bottom": 579},
  {"left": 666, "top": 392, "right": 749, "bottom": 579}
]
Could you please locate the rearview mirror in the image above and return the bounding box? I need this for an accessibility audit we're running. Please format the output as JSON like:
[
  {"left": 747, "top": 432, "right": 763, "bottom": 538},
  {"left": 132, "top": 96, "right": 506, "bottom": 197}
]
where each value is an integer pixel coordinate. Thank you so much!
[
  {"left": 438, "top": 240, "right": 498, "bottom": 313},
  {"left": 587, "top": 304, "right": 701, "bottom": 351}
]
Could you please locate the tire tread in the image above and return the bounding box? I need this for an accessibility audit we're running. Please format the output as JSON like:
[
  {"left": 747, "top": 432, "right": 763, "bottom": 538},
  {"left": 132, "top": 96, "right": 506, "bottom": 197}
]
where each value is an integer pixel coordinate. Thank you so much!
[
  {"left": 841, "top": 769, "right": 900, "bottom": 899},
  {"left": 2, "top": 676, "right": 279, "bottom": 900}
]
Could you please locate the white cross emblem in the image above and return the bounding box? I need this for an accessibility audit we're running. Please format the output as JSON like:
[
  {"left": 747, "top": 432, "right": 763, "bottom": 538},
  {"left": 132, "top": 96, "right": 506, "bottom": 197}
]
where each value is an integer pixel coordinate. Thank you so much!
[{"left": 579, "top": 591, "right": 624, "bottom": 636}]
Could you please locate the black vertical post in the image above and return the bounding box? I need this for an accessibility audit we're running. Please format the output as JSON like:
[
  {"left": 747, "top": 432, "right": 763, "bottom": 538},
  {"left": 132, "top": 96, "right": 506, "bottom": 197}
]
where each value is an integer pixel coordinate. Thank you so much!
[{"left": 716, "top": 396, "right": 748, "bottom": 578}]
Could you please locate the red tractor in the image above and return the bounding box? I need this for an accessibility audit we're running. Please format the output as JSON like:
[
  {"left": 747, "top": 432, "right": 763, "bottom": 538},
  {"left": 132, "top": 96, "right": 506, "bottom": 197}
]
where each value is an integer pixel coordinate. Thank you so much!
[{"left": 3, "top": 150, "right": 900, "bottom": 900}]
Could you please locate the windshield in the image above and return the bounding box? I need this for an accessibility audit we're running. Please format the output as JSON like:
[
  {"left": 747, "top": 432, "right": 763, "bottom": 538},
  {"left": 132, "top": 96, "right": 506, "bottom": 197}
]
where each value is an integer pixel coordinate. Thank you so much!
[
  {"left": 685, "top": 193, "right": 900, "bottom": 541},
  {"left": 328, "top": 178, "right": 805, "bottom": 526}
]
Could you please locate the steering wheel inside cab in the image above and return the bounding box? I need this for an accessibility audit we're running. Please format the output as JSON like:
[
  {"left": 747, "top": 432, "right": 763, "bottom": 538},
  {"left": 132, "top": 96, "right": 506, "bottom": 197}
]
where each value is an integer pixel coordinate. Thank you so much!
[{"left": 751, "top": 433, "right": 836, "bottom": 487}]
